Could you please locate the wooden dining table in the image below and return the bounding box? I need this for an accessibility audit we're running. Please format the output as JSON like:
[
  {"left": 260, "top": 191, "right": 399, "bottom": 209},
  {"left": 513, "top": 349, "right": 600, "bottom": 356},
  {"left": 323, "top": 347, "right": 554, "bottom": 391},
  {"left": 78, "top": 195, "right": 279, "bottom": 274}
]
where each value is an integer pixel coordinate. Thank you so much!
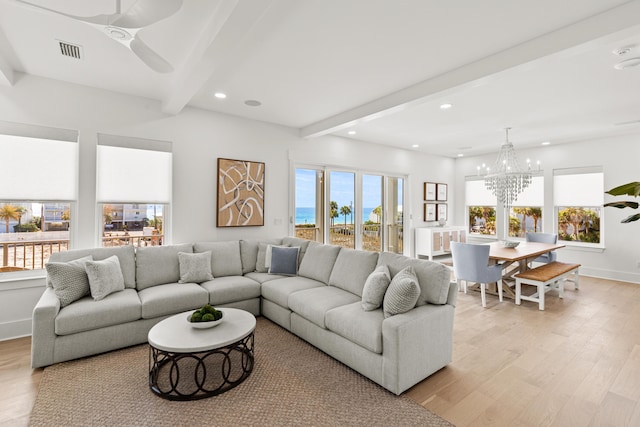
[{"left": 488, "top": 241, "right": 565, "bottom": 298}]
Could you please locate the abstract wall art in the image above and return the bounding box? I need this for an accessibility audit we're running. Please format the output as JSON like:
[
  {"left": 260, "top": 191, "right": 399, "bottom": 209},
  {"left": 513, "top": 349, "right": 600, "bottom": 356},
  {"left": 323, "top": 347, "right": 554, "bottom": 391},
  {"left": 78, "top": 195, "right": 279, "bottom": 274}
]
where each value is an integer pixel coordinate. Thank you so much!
[{"left": 217, "top": 158, "right": 265, "bottom": 227}]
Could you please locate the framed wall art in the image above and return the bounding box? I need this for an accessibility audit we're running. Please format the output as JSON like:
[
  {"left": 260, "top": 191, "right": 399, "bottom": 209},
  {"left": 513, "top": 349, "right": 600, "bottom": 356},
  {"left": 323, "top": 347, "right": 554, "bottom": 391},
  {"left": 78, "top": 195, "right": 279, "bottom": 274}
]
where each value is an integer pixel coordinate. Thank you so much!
[
  {"left": 437, "top": 203, "right": 447, "bottom": 221},
  {"left": 424, "top": 182, "right": 436, "bottom": 201},
  {"left": 424, "top": 203, "right": 436, "bottom": 221},
  {"left": 217, "top": 158, "right": 265, "bottom": 227},
  {"left": 436, "top": 183, "right": 448, "bottom": 201}
]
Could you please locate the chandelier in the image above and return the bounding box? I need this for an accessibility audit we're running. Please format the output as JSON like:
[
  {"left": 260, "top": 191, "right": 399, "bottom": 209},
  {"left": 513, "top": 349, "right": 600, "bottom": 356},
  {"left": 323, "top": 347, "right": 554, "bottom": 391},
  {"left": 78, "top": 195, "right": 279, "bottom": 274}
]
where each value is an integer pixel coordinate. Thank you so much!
[{"left": 480, "top": 128, "right": 533, "bottom": 210}]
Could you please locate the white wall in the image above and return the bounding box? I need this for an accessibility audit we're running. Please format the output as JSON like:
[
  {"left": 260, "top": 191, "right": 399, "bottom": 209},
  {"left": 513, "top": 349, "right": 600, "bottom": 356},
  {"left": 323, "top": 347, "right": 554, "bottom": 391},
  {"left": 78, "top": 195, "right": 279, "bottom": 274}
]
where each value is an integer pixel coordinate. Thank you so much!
[
  {"left": 0, "top": 74, "right": 455, "bottom": 340},
  {"left": 454, "top": 133, "right": 640, "bottom": 284}
]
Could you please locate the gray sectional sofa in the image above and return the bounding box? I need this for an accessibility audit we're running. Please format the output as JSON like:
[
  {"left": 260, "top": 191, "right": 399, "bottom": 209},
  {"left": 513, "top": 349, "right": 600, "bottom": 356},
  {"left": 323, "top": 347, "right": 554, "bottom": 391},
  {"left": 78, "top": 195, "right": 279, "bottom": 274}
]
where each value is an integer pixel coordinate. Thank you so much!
[{"left": 32, "top": 236, "right": 457, "bottom": 395}]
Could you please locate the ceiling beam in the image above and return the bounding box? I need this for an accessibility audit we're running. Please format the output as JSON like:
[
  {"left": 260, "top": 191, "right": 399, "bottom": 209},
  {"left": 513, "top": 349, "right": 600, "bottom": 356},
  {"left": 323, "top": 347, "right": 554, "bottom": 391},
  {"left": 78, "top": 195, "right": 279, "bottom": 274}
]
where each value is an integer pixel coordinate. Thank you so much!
[
  {"left": 161, "top": 0, "right": 285, "bottom": 115},
  {"left": 300, "top": 1, "right": 640, "bottom": 139}
]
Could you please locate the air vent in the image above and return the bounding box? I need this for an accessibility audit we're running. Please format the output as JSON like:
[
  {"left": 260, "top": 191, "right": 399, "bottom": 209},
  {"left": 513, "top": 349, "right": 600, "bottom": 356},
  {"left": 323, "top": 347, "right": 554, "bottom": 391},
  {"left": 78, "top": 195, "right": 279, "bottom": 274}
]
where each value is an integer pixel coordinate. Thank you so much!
[{"left": 57, "top": 40, "right": 83, "bottom": 59}]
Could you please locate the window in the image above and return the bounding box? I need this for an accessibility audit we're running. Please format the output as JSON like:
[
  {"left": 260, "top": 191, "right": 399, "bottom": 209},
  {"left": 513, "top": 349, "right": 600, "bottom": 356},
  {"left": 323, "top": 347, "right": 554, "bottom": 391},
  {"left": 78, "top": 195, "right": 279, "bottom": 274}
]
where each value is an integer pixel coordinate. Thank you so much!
[
  {"left": 509, "top": 176, "right": 544, "bottom": 238},
  {"left": 0, "top": 122, "right": 78, "bottom": 271},
  {"left": 97, "top": 134, "right": 172, "bottom": 247},
  {"left": 554, "top": 167, "right": 603, "bottom": 245},
  {"left": 466, "top": 178, "right": 497, "bottom": 236},
  {"left": 294, "top": 166, "right": 405, "bottom": 254}
]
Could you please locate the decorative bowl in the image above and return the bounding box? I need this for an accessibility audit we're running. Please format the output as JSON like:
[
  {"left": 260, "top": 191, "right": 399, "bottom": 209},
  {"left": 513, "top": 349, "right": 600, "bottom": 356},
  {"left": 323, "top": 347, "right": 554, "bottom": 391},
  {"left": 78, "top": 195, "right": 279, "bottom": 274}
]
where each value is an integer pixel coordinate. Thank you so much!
[
  {"left": 501, "top": 240, "right": 520, "bottom": 248},
  {"left": 187, "top": 312, "right": 224, "bottom": 329}
]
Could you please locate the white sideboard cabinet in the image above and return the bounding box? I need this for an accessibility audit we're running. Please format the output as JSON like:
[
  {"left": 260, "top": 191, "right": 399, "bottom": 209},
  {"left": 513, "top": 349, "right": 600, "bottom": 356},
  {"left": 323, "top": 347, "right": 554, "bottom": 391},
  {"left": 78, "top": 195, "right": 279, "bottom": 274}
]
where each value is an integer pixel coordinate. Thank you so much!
[{"left": 415, "top": 226, "right": 466, "bottom": 260}]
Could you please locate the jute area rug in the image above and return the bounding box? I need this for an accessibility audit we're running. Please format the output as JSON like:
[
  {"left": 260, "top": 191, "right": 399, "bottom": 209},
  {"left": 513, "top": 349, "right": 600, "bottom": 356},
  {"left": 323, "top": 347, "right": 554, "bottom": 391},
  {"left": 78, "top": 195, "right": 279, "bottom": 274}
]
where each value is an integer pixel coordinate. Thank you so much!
[{"left": 29, "top": 317, "right": 453, "bottom": 427}]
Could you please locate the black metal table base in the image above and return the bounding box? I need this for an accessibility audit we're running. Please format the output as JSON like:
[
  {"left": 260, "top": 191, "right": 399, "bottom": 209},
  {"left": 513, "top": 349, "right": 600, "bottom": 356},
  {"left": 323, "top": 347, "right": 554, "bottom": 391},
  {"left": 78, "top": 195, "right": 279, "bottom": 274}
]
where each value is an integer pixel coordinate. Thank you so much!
[{"left": 149, "top": 332, "right": 254, "bottom": 400}]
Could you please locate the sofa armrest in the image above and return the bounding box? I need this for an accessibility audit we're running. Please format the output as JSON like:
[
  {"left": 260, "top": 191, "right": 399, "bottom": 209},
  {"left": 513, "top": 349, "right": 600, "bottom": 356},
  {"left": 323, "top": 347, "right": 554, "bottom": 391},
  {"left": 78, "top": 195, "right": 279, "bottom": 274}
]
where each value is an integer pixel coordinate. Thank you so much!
[
  {"left": 381, "top": 303, "right": 455, "bottom": 395},
  {"left": 31, "top": 287, "right": 60, "bottom": 368},
  {"left": 446, "top": 281, "right": 458, "bottom": 306}
]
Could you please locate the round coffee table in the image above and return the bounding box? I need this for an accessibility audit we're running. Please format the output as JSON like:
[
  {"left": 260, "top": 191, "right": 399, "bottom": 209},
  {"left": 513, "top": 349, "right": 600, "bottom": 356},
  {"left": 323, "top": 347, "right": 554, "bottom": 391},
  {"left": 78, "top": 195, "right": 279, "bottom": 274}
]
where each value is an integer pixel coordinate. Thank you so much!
[{"left": 148, "top": 307, "right": 256, "bottom": 400}]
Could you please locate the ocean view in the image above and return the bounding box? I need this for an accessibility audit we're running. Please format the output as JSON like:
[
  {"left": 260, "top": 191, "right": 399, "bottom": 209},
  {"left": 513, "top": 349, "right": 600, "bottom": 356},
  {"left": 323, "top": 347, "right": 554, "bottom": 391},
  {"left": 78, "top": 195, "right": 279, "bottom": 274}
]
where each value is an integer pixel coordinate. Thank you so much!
[{"left": 296, "top": 207, "right": 377, "bottom": 225}]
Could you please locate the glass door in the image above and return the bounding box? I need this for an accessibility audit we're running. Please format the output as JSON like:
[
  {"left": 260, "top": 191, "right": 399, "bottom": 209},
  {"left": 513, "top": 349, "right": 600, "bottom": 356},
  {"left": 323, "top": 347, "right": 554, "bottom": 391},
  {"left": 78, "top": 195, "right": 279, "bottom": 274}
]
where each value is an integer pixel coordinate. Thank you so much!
[
  {"left": 328, "top": 171, "right": 355, "bottom": 248},
  {"left": 362, "top": 174, "right": 383, "bottom": 252},
  {"left": 385, "top": 177, "right": 404, "bottom": 254},
  {"left": 294, "top": 168, "right": 324, "bottom": 242}
]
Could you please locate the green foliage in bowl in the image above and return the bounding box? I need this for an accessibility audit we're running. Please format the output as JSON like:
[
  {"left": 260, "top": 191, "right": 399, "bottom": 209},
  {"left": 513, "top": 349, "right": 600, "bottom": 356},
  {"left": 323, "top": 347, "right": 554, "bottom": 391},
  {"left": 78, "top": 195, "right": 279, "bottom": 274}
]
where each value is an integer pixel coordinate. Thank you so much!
[{"left": 189, "top": 304, "right": 223, "bottom": 323}]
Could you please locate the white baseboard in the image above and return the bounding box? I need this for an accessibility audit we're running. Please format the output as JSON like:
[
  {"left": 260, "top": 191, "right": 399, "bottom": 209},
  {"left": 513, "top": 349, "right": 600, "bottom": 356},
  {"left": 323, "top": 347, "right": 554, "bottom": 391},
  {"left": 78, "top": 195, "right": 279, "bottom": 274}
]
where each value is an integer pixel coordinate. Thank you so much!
[
  {"left": 0, "top": 318, "right": 31, "bottom": 342},
  {"left": 579, "top": 267, "right": 640, "bottom": 284}
]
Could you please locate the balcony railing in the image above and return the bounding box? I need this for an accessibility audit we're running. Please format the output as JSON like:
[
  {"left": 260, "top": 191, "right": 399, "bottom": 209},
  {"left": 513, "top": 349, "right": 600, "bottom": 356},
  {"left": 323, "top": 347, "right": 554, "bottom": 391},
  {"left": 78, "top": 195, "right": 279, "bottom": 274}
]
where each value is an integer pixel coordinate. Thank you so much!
[
  {"left": 0, "top": 239, "right": 69, "bottom": 272},
  {"left": 101, "top": 233, "right": 164, "bottom": 247}
]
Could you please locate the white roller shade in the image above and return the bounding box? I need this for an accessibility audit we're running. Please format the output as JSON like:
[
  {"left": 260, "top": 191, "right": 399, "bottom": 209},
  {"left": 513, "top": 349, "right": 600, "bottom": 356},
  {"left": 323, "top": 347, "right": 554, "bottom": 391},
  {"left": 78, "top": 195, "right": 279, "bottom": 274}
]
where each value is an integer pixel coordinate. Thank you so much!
[
  {"left": 554, "top": 171, "right": 603, "bottom": 206},
  {"left": 0, "top": 134, "right": 78, "bottom": 200},
  {"left": 513, "top": 176, "right": 543, "bottom": 206},
  {"left": 97, "top": 145, "right": 172, "bottom": 203},
  {"left": 465, "top": 178, "right": 496, "bottom": 206}
]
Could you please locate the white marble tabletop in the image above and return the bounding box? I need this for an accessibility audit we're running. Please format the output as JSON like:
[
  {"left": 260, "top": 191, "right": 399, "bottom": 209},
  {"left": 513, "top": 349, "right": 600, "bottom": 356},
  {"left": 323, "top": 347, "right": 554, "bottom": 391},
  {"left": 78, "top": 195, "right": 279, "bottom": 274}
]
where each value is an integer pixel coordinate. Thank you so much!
[{"left": 148, "top": 307, "right": 256, "bottom": 353}]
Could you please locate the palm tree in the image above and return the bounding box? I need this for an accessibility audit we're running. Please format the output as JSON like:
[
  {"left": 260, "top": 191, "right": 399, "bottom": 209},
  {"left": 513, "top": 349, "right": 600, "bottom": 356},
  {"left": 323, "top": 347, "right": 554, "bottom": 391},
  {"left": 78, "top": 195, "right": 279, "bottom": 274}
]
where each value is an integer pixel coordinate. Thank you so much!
[
  {"left": 330, "top": 201, "right": 339, "bottom": 227},
  {"left": 0, "top": 204, "right": 20, "bottom": 233},
  {"left": 340, "top": 205, "right": 351, "bottom": 228},
  {"left": 372, "top": 205, "right": 382, "bottom": 223},
  {"left": 15, "top": 205, "right": 27, "bottom": 227},
  {"left": 529, "top": 207, "right": 542, "bottom": 232}
]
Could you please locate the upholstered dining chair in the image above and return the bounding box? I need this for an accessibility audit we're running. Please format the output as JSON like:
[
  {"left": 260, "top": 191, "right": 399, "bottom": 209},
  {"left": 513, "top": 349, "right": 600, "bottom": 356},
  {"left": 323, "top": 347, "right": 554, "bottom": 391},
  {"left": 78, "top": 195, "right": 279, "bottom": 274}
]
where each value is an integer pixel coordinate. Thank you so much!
[
  {"left": 451, "top": 242, "right": 503, "bottom": 308},
  {"left": 525, "top": 232, "right": 558, "bottom": 264}
]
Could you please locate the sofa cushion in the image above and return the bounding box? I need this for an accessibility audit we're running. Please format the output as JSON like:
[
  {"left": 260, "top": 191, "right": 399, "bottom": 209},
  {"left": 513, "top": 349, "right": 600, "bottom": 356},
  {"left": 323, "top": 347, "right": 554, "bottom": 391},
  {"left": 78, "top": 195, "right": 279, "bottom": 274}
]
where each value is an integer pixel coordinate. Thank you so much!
[
  {"left": 361, "top": 264, "right": 391, "bottom": 311},
  {"left": 261, "top": 276, "right": 325, "bottom": 308},
  {"left": 137, "top": 282, "right": 208, "bottom": 319},
  {"left": 54, "top": 289, "right": 141, "bottom": 335},
  {"left": 194, "top": 241, "right": 243, "bottom": 277},
  {"left": 244, "top": 272, "right": 288, "bottom": 284},
  {"left": 85, "top": 255, "right": 125, "bottom": 301},
  {"left": 178, "top": 251, "right": 214, "bottom": 283},
  {"left": 383, "top": 266, "right": 420, "bottom": 318},
  {"left": 378, "top": 252, "right": 451, "bottom": 305},
  {"left": 269, "top": 246, "right": 299, "bottom": 276},
  {"left": 326, "top": 302, "right": 385, "bottom": 353},
  {"left": 328, "top": 248, "right": 378, "bottom": 296},
  {"left": 45, "top": 256, "right": 93, "bottom": 307},
  {"left": 282, "top": 236, "right": 311, "bottom": 267},
  {"left": 288, "top": 286, "right": 360, "bottom": 329},
  {"left": 49, "top": 245, "right": 136, "bottom": 289},
  {"left": 200, "top": 276, "right": 261, "bottom": 305},
  {"left": 135, "top": 244, "right": 193, "bottom": 290},
  {"left": 298, "top": 243, "right": 341, "bottom": 284},
  {"left": 256, "top": 240, "right": 286, "bottom": 273}
]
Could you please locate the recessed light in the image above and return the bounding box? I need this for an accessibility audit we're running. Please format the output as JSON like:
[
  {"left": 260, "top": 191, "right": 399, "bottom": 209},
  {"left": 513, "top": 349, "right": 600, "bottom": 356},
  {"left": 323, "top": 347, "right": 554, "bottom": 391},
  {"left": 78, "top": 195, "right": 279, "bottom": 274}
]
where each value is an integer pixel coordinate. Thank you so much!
[
  {"left": 440, "top": 103, "right": 453, "bottom": 109},
  {"left": 457, "top": 154, "right": 464, "bottom": 157},
  {"left": 541, "top": 141, "right": 551, "bottom": 146},
  {"left": 214, "top": 92, "right": 227, "bottom": 99},
  {"left": 412, "top": 144, "right": 419, "bottom": 148},
  {"left": 347, "top": 130, "right": 356, "bottom": 135},
  {"left": 244, "top": 100, "right": 262, "bottom": 107}
]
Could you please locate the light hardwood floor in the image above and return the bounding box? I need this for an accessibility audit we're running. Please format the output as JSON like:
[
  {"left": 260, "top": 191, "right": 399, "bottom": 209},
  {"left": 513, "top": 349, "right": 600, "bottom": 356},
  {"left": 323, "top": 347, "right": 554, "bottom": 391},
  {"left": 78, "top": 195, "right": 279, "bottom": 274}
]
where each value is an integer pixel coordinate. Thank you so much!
[{"left": 1, "top": 275, "right": 639, "bottom": 426}]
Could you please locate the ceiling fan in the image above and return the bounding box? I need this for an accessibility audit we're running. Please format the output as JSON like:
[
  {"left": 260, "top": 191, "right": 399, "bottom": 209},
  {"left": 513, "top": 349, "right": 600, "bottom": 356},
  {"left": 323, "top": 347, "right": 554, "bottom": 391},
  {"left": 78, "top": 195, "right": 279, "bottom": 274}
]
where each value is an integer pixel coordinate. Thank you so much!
[{"left": 19, "top": 0, "right": 183, "bottom": 73}]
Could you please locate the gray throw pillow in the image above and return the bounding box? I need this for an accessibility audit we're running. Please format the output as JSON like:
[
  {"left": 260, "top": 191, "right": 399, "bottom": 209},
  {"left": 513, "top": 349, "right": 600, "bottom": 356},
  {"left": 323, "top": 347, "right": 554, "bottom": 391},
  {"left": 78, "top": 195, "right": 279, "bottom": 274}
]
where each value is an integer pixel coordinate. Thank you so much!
[
  {"left": 383, "top": 266, "right": 420, "bottom": 318},
  {"left": 46, "top": 256, "right": 93, "bottom": 307},
  {"left": 85, "top": 255, "right": 125, "bottom": 301},
  {"left": 361, "top": 264, "right": 391, "bottom": 311},
  {"left": 178, "top": 251, "right": 214, "bottom": 283},
  {"left": 269, "top": 246, "right": 300, "bottom": 276}
]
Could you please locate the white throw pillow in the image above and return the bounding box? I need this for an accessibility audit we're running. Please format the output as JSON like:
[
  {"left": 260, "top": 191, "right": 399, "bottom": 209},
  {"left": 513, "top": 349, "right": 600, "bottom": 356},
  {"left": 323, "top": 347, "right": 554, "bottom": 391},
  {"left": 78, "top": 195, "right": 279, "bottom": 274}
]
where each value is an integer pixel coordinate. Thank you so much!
[
  {"left": 85, "top": 255, "right": 125, "bottom": 301},
  {"left": 361, "top": 264, "right": 391, "bottom": 311},
  {"left": 178, "top": 251, "right": 214, "bottom": 283},
  {"left": 46, "top": 255, "right": 93, "bottom": 307},
  {"left": 383, "top": 266, "right": 420, "bottom": 318}
]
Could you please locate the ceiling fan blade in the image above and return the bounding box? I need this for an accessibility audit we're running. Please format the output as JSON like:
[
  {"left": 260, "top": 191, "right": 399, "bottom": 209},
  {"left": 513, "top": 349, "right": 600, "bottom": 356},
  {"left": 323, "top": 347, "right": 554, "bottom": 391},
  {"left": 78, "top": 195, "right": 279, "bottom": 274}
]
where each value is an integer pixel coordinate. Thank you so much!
[
  {"left": 129, "top": 37, "right": 174, "bottom": 73},
  {"left": 112, "top": 0, "right": 184, "bottom": 29}
]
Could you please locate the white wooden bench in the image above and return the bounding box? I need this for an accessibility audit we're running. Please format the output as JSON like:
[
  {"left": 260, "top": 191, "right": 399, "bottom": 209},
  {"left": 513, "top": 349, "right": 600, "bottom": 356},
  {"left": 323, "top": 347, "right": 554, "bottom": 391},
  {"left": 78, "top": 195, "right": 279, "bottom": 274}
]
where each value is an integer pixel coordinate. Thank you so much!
[{"left": 514, "top": 262, "right": 580, "bottom": 310}]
